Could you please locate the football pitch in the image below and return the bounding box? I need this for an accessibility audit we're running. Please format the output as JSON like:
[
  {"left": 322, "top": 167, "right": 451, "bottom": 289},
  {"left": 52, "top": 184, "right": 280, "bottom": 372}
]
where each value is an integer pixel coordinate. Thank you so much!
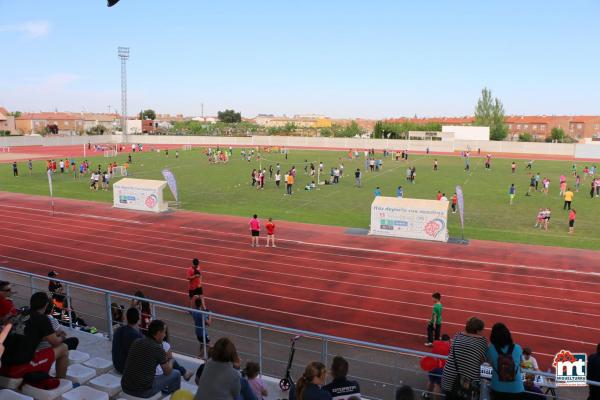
[{"left": 1, "top": 147, "right": 599, "bottom": 250}]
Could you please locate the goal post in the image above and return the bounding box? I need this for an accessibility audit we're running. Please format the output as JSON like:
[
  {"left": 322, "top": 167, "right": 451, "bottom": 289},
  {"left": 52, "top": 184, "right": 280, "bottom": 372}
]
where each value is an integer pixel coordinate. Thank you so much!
[
  {"left": 111, "top": 166, "right": 127, "bottom": 176},
  {"left": 0, "top": 146, "right": 10, "bottom": 153},
  {"left": 104, "top": 149, "right": 118, "bottom": 158},
  {"left": 182, "top": 144, "right": 192, "bottom": 151}
]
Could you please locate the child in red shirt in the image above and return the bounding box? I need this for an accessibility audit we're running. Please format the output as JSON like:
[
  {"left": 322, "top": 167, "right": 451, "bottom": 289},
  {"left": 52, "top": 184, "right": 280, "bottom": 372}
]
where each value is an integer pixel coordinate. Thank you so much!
[{"left": 265, "top": 218, "right": 276, "bottom": 248}]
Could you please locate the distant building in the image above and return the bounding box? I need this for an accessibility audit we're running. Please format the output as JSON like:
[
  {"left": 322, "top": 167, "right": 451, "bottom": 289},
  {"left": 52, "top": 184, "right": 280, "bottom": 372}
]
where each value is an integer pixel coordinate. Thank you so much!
[
  {"left": 505, "top": 115, "right": 600, "bottom": 141},
  {"left": 254, "top": 115, "right": 332, "bottom": 129},
  {"left": 191, "top": 116, "right": 218, "bottom": 124},
  {"left": 81, "top": 113, "right": 120, "bottom": 133},
  {"left": 0, "top": 107, "right": 17, "bottom": 135},
  {"left": 15, "top": 112, "right": 84, "bottom": 135},
  {"left": 386, "top": 115, "right": 600, "bottom": 141}
]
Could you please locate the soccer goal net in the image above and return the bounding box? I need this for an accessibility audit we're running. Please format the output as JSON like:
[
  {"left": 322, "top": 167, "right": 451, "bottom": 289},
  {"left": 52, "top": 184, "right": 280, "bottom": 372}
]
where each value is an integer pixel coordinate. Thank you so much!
[
  {"left": 0, "top": 146, "right": 10, "bottom": 153},
  {"left": 112, "top": 166, "right": 127, "bottom": 176},
  {"left": 182, "top": 144, "right": 193, "bottom": 151},
  {"left": 104, "top": 149, "right": 118, "bottom": 157}
]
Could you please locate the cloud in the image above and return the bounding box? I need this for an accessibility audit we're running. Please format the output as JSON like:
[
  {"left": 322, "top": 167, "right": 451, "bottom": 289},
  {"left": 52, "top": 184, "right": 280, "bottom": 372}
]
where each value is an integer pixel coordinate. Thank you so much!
[{"left": 0, "top": 20, "right": 51, "bottom": 38}]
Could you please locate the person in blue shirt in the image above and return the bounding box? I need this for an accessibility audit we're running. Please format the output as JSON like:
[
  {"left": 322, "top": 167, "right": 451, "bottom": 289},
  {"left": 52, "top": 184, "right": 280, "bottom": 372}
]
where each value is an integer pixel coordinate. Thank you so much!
[
  {"left": 112, "top": 307, "right": 143, "bottom": 374},
  {"left": 487, "top": 323, "right": 524, "bottom": 399},
  {"left": 190, "top": 295, "right": 212, "bottom": 359},
  {"left": 374, "top": 187, "right": 381, "bottom": 197},
  {"left": 396, "top": 186, "right": 403, "bottom": 198},
  {"left": 508, "top": 184, "right": 516, "bottom": 205}
]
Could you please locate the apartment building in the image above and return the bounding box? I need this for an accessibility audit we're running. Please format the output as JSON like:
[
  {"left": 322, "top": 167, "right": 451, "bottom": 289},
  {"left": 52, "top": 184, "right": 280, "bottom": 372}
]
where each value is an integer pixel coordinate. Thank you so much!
[{"left": 15, "top": 112, "right": 84, "bottom": 135}]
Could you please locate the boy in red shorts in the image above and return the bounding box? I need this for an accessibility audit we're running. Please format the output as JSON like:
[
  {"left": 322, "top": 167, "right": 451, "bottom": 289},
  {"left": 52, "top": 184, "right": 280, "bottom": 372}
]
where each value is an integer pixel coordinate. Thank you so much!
[
  {"left": 187, "top": 258, "right": 203, "bottom": 298},
  {"left": 0, "top": 292, "right": 69, "bottom": 380},
  {"left": 265, "top": 217, "right": 276, "bottom": 247}
]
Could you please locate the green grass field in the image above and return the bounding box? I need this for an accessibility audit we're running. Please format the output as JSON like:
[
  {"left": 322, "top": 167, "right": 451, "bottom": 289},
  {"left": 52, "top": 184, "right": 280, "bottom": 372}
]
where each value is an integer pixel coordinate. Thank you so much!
[{"left": 2, "top": 148, "right": 599, "bottom": 250}]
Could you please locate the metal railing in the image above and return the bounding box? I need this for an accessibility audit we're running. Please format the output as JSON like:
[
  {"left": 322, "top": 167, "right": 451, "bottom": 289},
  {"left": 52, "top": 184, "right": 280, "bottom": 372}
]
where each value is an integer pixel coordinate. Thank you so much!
[{"left": 0, "top": 266, "right": 596, "bottom": 400}]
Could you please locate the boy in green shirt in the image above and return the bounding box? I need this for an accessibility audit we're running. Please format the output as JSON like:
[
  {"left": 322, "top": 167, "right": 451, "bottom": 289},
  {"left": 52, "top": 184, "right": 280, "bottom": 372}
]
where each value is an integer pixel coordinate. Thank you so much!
[{"left": 425, "top": 292, "right": 442, "bottom": 347}]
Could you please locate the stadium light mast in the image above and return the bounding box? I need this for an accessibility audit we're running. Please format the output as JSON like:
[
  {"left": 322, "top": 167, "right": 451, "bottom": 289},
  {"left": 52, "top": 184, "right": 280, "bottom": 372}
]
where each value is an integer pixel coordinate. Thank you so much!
[{"left": 118, "top": 46, "right": 130, "bottom": 143}]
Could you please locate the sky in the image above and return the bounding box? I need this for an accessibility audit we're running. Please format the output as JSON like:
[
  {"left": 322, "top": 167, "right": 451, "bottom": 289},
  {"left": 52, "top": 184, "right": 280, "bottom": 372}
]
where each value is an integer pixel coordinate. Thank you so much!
[{"left": 1, "top": 0, "right": 599, "bottom": 119}]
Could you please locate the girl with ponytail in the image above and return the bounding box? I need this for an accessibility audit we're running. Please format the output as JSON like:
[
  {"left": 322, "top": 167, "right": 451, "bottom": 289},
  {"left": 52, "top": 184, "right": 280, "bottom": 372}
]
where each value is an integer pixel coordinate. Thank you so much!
[{"left": 295, "top": 361, "right": 331, "bottom": 400}]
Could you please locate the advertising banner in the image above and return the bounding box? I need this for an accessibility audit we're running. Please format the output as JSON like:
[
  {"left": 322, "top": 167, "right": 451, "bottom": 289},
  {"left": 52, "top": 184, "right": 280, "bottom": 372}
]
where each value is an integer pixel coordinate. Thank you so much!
[
  {"left": 113, "top": 178, "right": 168, "bottom": 213},
  {"left": 161, "top": 168, "right": 179, "bottom": 202},
  {"left": 369, "top": 196, "right": 449, "bottom": 242},
  {"left": 456, "top": 185, "right": 465, "bottom": 231}
]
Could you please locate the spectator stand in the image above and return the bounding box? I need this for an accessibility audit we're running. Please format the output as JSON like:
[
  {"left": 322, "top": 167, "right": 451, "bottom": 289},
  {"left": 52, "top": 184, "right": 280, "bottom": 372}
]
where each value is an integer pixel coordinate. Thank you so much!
[{"left": 1, "top": 265, "right": 597, "bottom": 400}]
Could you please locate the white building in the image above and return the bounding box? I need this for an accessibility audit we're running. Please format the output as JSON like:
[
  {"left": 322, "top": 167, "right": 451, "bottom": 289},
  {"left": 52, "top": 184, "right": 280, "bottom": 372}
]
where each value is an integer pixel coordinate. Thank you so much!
[{"left": 442, "top": 125, "right": 490, "bottom": 141}]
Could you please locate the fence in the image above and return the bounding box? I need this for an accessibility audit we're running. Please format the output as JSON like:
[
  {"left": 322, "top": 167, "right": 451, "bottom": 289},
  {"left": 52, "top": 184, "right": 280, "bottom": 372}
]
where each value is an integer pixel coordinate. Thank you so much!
[
  {"left": 2, "top": 134, "right": 600, "bottom": 159},
  {"left": 0, "top": 266, "right": 596, "bottom": 400}
]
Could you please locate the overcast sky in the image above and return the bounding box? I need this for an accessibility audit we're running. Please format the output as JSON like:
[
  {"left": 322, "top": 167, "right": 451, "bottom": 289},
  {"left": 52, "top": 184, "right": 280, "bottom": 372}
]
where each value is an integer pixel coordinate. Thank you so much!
[{"left": 1, "top": 0, "right": 599, "bottom": 119}]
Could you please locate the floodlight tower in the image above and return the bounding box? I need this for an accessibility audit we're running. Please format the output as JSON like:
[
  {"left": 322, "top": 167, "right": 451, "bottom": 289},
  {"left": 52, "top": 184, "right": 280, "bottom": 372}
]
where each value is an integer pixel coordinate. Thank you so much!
[{"left": 118, "top": 47, "right": 130, "bottom": 143}]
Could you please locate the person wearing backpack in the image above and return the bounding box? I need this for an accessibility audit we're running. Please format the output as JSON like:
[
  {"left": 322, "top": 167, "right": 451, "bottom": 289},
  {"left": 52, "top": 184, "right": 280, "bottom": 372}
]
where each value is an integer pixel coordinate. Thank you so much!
[{"left": 487, "top": 323, "right": 524, "bottom": 400}]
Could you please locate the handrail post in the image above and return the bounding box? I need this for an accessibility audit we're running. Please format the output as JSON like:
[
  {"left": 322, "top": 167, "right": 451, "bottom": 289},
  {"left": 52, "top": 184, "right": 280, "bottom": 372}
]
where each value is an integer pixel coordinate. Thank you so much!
[
  {"left": 29, "top": 274, "right": 35, "bottom": 295},
  {"left": 65, "top": 283, "right": 73, "bottom": 329},
  {"left": 258, "top": 327, "right": 263, "bottom": 375},
  {"left": 201, "top": 310, "right": 207, "bottom": 360},
  {"left": 105, "top": 293, "right": 113, "bottom": 340},
  {"left": 322, "top": 338, "right": 328, "bottom": 366}
]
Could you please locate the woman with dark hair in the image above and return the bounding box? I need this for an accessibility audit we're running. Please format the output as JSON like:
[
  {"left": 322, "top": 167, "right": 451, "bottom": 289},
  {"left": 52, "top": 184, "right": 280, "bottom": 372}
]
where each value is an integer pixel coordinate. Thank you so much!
[
  {"left": 111, "top": 303, "right": 124, "bottom": 330},
  {"left": 441, "top": 317, "right": 488, "bottom": 400},
  {"left": 487, "top": 323, "right": 524, "bottom": 400},
  {"left": 322, "top": 356, "right": 361, "bottom": 399},
  {"left": 131, "top": 291, "right": 152, "bottom": 331},
  {"left": 295, "top": 362, "right": 331, "bottom": 400},
  {"left": 194, "top": 337, "right": 241, "bottom": 400}
]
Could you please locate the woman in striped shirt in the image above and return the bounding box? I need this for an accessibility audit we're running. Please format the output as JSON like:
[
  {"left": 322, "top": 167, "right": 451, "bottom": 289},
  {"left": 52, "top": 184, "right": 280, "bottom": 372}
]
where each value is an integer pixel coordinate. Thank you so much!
[{"left": 441, "top": 317, "right": 488, "bottom": 400}]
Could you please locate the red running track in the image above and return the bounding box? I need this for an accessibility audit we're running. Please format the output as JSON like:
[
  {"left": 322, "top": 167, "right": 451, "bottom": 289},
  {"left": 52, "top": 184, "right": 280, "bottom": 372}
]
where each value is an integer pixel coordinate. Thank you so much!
[
  {"left": 0, "top": 192, "right": 598, "bottom": 369},
  {"left": 2, "top": 144, "right": 598, "bottom": 164}
]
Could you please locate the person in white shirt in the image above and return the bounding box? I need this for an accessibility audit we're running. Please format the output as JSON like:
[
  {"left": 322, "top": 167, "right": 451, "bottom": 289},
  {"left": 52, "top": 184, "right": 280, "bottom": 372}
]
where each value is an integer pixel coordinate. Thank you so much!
[
  {"left": 440, "top": 193, "right": 448, "bottom": 202},
  {"left": 521, "top": 347, "right": 539, "bottom": 370},
  {"left": 275, "top": 173, "right": 281, "bottom": 189}
]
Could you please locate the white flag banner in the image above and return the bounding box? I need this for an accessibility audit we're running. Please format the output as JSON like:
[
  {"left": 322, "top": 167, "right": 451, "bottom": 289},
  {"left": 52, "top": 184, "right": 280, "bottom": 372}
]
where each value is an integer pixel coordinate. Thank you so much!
[
  {"left": 456, "top": 185, "right": 465, "bottom": 230},
  {"left": 47, "top": 169, "right": 53, "bottom": 197},
  {"left": 161, "top": 168, "right": 178, "bottom": 202}
]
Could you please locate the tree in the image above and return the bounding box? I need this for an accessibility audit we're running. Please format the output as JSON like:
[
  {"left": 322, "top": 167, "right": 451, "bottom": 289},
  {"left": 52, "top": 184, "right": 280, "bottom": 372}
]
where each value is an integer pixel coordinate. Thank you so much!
[
  {"left": 8, "top": 111, "right": 22, "bottom": 117},
  {"left": 337, "top": 121, "right": 365, "bottom": 137},
  {"left": 474, "top": 87, "right": 508, "bottom": 141},
  {"left": 139, "top": 109, "right": 156, "bottom": 120},
  {"left": 550, "top": 127, "right": 565, "bottom": 142},
  {"left": 86, "top": 125, "right": 107, "bottom": 135},
  {"left": 217, "top": 109, "right": 242, "bottom": 123},
  {"left": 518, "top": 133, "right": 533, "bottom": 142}
]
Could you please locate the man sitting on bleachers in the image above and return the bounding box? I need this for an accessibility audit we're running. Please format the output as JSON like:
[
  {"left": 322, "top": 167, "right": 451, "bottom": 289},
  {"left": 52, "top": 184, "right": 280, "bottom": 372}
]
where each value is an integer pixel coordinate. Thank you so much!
[
  {"left": 112, "top": 307, "right": 143, "bottom": 374},
  {"left": 0, "top": 292, "right": 69, "bottom": 380},
  {"left": 121, "top": 319, "right": 181, "bottom": 397}
]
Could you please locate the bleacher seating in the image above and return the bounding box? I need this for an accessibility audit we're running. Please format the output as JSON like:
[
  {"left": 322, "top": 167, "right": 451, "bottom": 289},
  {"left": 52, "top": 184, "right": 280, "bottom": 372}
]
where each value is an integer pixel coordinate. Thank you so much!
[
  {"left": 60, "top": 386, "right": 109, "bottom": 400},
  {"left": 21, "top": 379, "right": 73, "bottom": 400},
  {"left": 0, "top": 389, "right": 34, "bottom": 400},
  {"left": 89, "top": 373, "right": 122, "bottom": 397}
]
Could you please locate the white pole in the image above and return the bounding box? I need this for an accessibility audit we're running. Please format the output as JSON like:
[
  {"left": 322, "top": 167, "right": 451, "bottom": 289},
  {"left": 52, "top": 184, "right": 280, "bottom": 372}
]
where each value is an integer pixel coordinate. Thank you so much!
[{"left": 83, "top": 143, "right": 86, "bottom": 158}]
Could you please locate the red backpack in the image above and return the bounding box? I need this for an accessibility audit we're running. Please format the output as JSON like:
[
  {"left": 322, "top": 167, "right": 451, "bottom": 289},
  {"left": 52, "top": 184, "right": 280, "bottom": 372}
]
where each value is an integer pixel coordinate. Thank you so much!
[{"left": 496, "top": 344, "right": 517, "bottom": 382}]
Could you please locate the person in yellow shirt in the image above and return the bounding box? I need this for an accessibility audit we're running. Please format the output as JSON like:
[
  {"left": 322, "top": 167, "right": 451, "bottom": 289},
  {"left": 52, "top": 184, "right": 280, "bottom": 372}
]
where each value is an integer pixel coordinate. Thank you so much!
[
  {"left": 563, "top": 188, "right": 574, "bottom": 210},
  {"left": 286, "top": 172, "right": 294, "bottom": 195}
]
